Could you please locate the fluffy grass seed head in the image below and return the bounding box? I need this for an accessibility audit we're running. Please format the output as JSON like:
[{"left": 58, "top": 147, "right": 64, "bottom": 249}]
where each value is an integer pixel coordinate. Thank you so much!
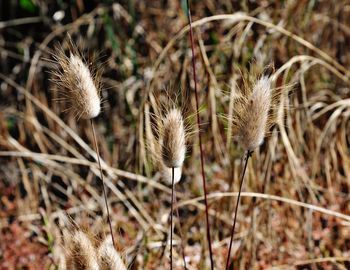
[
  {"left": 52, "top": 43, "right": 101, "bottom": 120},
  {"left": 98, "top": 235, "right": 127, "bottom": 270},
  {"left": 65, "top": 230, "right": 128, "bottom": 270},
  {"left": 160, "top": 108, "right": 186, "bottom": 168},
  {"left": 66, "top": 230, "right": 100, "bottom": 270},
  {"left": 235, "top": 76, "right": 272, "bottom": 151}
]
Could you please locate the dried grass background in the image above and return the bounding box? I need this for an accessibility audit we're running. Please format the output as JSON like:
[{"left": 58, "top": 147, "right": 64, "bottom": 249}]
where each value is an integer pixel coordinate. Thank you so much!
[{"left": 1, "top": 1, "right": 350, "bottom": 269}]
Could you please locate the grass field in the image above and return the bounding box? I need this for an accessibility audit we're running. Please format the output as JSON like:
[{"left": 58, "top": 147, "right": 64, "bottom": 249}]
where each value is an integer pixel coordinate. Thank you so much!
[{"left": 1, "top": 1, "right": 350, "bottom": 269}]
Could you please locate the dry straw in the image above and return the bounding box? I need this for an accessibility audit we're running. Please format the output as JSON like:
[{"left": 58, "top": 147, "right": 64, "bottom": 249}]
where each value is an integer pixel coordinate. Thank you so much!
[
  {"left": 51, "top": 38, "right": 115, "bottom": 248},
  {"left": 225, "top": 74, "right": 274, "bottom": 269}
]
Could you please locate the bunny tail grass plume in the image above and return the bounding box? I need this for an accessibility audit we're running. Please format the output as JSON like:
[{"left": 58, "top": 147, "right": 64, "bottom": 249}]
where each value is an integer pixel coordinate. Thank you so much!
[
  {"left": 53, "top": 46, "right": 101, "bottom": 120},
  {"left": 159, "top": 107, "right": 186, "bottom": 270},
  {"left": 225, "top": 74, "right": 274, "bottom": 270},
  {"left": 145, "top": 105, "right": 183, "bottom": 185},
  {"left": 68, "top": 54, "right": 101, "bottom": 119},
  {"left": 237, "top": 76, "right": 272, "bottom": 151},
  {"left": 66, "top": 231, "right": 100, "bottom": 270},
  {"left": 160, "top": 108, "right": 186, "bottom": 168},
  {"left": 52, "top": 40, "right": 115, "bottom": 247},
  {"left": 98, "top": 235, "right": 127, "bottom": 270}
]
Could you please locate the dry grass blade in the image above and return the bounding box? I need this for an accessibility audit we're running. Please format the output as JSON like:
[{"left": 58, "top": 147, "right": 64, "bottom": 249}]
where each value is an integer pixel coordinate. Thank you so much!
[
  {"left": 0, "top": 16, "right": 42, "bottom": 29},
  {"left": 151, "top": 13, "right": 350, "bottom": 85},
  {"left": 176, "top": 192, "right": 350, "bottom": 223},
  {"left": 267, "top": 257, "right": 350, "bottom": 270}
]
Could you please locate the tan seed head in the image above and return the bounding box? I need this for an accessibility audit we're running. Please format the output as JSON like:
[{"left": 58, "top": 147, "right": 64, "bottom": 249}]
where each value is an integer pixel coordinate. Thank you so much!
[
  {"left": 66, "top": 231, "right": 100, "bottom": 270},
  {"left": 68, "top": 54, "right": 101, "bottom": 119},
  {"left": 98, "top": 235, "right": 127, "bottom": 270},
  {"left": 160, "top": 108, "right": 186, "bottom": 168},
  {"left": 52, "top": 46, "right": 101, "bottom": 120},
  {"left": 237, "top": 76, "right": 272, "bottom": 151}
]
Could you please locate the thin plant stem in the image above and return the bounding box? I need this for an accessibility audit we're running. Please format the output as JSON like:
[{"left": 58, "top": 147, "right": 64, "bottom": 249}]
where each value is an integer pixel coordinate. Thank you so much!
[
  {"left": 170, "top": 166, "right": 175, "bottom": 270},
  {"left": 225, "top": 150, "right": 252, "bottom": 270},
  {"left": 90, "top": 119, "right": 116, "bottom": 248},
  {"left": 174, "top": 192, "right": 188, "bottom": 270},
  {"left": 186, "top": 0, "right": 214, "bottom": 269}
]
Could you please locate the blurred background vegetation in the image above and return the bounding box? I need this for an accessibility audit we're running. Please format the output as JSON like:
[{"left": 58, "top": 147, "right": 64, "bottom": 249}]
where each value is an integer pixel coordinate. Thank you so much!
[{"left": 1, "top": 0, "right": 350, "bottom": 269}]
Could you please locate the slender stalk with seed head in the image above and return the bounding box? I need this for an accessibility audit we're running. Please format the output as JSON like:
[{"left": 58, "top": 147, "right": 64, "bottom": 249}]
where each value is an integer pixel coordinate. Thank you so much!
[
  {"left": 160, "top": 108, "right": 186, "bottom": 270},
  {"left": 186, "top": 0, "right": 214, "bottom": 268},
  {"left": 51, "top": 43, "right": 115, "bottom": 248},
  {"left": 225, "top": 75, "right": 273, "bottom": 269},
  {"left": 147, "top": 106, "right": 187, "bottom": 269}
]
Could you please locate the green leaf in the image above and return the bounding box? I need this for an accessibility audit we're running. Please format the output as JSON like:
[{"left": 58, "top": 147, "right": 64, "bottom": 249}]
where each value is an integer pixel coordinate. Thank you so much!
[
  {"left": 103, "top": 14, "right": 120, "bottom": 55},
  {"left": 181, "top": 0, "right": 188, "bottom": 15},
  {"left": 19, "top": 0, "right": 37, "bottom": 13}
]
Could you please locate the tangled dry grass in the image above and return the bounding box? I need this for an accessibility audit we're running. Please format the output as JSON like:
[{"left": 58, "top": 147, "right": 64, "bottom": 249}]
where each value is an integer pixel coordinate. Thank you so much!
[{"left": 1, "top": 1, "right": 350, "bottom": 269}]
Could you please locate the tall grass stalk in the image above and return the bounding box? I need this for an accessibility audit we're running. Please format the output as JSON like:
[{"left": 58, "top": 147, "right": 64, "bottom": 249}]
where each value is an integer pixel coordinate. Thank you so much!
[
  {"left": 91, "top": 119, "right": 116, "bottom": 248},
  {"left": 51, "top": 42, "right": 116, "bottom": 248},
  {"left": 174, "top": 193, "right": 188, "bottom": 270},
  {"left": 170, "top": 166, "right": 175, "bottom": 269},
  {"left": 159, "top": 108, "right": 186, "bottom": 268},
  {"left": 169, "top": 166, "right": 188, "bottom": 270},
  {"left": 225, "top": 150, "right": 252, "bottom": 270},
  {"left": 225, "top": 75, "right": 273, "bottom": 268},
  {"left": 186, "top": 0, "right": 214, "bottom": 268}
]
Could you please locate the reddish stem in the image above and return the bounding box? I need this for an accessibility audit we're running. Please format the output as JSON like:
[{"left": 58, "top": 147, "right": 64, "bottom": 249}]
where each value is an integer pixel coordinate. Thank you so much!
[
  {"left": 174, "top": 192, "right": 188, "bottom": 270},
  {"left": 170, "top": 166, "right": 174, "bottom": 270},
  {"left": 225, "top": 150, "right": 252, "bottom": 270},
  {"left": 186, "top": 1, "right": 214, "bottom": 269}
]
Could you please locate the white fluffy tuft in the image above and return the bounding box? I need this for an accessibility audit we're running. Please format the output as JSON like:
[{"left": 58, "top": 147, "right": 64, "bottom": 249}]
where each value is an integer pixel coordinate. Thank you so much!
[{"left": 161, "top": 166, "right": 182, "bottom": 185}]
